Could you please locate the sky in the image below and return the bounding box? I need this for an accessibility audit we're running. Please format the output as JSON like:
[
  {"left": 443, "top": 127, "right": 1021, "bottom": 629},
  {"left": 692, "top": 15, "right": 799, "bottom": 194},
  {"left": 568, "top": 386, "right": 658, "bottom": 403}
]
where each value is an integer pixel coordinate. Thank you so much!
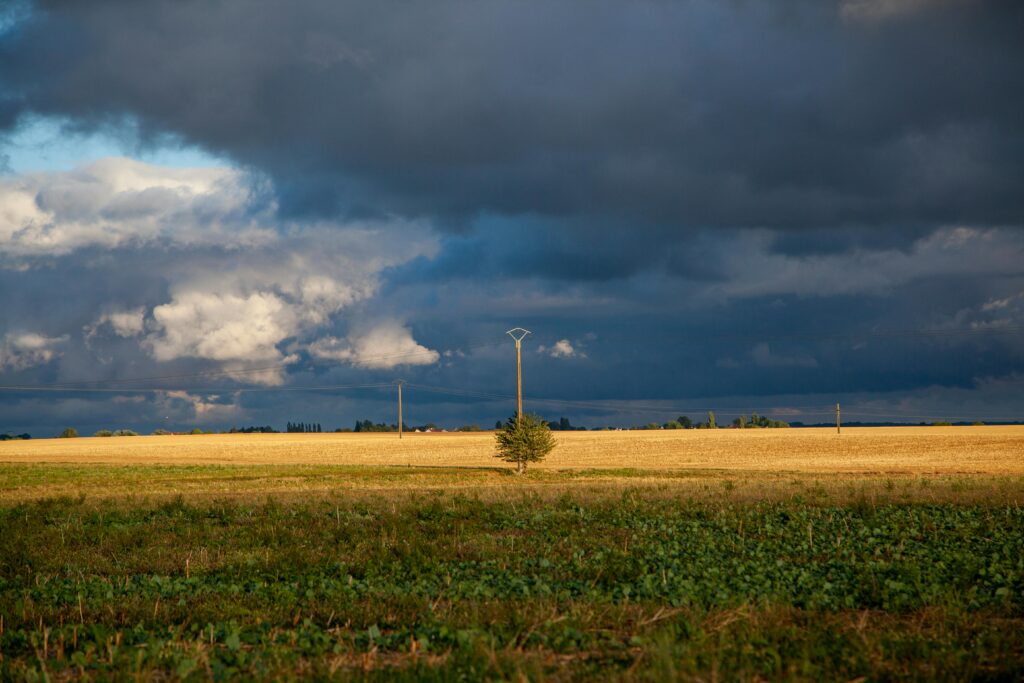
[{"left": 1, "top": 0, "right": 1023, "bottom": 434}]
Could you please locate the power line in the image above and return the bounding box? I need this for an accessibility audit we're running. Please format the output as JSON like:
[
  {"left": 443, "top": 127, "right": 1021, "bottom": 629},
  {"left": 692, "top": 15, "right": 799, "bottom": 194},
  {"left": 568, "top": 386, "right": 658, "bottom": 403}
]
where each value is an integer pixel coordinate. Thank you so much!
[
  {"left": 403, "top": 382, "right": 1023, "bottom": 422},
  {"left": 0, "top": 342, "right": 498, "bottom": 390},
  {"left": 1, "top": 321, "right": 1022, "bottom": 425},
  {"left": 609, "top": 324, "right": 1024, "bottom": 346},
  {"left": 0, "top": 382, "right": 394, "bottom": 395},
  {"left": 0, "top": 375, "right": 1019, "bottom": 423},
  {"left": 1, "top": 323, "right": 1020, "bottom": 391}
]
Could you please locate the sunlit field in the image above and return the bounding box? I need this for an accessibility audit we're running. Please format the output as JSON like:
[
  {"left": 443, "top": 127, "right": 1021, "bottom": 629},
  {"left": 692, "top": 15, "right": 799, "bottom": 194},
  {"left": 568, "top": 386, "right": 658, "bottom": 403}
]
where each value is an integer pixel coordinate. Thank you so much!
[
  {"left": 2, "top": 427, "right": 1023, "bottom": 680},
  {"left": 4, "top": 425, "right": 1023, "bottom": 470}
]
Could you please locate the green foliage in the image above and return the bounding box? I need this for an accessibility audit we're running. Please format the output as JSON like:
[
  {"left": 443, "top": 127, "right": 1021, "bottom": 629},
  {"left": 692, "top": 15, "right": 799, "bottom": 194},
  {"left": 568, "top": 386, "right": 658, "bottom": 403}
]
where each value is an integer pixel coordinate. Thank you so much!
[
  {"left": 189, "top": 428, "right": 204, "bottom": 435},
  {"left": 707, "top": 411, "right": 717, "bottom": 429},
  {"left": 353, "top": 419, "right": 396, "bottom": 433},
  {"left": 152, "top": 428, "right": 172, "bottom": 435},
  {"left": 94, "top": 429, "right": 138, "bottom": 437},
  {"left": 548, "top": 416, "right": 586, "bottom": 431},
  {"left": 456, "top": 424, "right": 482, "bottom": 432},
  {"left": 494, "top": 413, "right": 556, "bottom": 473},
  {"left": 0, "top": 495, "right": 1022, "bottom": 680},
  {"left": 734, "top": 413, "right": 790, "bottom": 429},
  {"left": 57, "top": 427, "right": 78, "bottom": 438},
  {"left": 287, "top": 421, "right": 322, "bottom": 433}
]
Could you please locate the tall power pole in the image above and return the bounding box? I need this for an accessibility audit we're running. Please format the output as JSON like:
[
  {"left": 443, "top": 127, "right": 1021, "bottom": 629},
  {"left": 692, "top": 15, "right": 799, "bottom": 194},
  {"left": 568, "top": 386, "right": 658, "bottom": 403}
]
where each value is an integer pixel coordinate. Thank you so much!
[
  {"left": 397, "top": 380, "right": 405, "bottom": 439},
  {"left": 835, "top": 402, "right": 841, "bottom": 435},
  {"left": 506, "top": 328, "right": 531, "bottom": 426}
]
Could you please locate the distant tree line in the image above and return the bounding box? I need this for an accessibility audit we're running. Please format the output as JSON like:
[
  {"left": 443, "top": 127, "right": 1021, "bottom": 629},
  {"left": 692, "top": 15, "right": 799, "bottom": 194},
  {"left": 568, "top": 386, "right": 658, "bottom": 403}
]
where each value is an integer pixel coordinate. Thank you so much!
[
  {"left": 546, "top": 417, "right": 588, "bottom": 431},
  {"left": 350, "top": 419, "right": 393, "bottom": 433},
  {"left": 631, "top": 411, "right": 790, "bottom": 430},
  {"left": 336, "top": 420, "right": 457, "bottom": 433},
  {"left": 230, "top": 425, "right": 278, "bottom": 433},
  {"left": 93, "top": 429, "right": 139, "bottom": 437},
  {"left": 286, "top": 422, "right": 322, "bottom": 433},
  {"left": 636, "top": 412, "right": 718, "bottom": 430},
  {"left": 731, "top": 413, "right": 790, "bottom": 429},
  {"left": 0, "top": 432, "right": 31, "bottom": 440}
]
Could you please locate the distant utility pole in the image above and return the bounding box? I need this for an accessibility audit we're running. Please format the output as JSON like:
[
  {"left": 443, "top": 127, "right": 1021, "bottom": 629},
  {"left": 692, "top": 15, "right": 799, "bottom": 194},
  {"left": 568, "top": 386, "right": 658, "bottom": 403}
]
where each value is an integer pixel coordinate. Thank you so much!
[
  {"left": 506, "top": 328, "right": 531, "bottom": 426},
  {"left": 397, "top": 380, "right": 405, "bottom": 439},
  {"left": 836, "top": 402, "right": 841, "bottom": 435}
]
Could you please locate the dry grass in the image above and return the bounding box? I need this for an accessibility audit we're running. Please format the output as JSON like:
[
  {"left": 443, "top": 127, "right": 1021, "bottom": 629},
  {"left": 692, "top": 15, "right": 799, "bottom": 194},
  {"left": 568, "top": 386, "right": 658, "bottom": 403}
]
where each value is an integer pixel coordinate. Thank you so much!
[
  {"left": 2, "top": 425, "right": 1022, "bottom": 473},
  {"left": 1, "top": 426, "right": 1022, "bottom": 502}
]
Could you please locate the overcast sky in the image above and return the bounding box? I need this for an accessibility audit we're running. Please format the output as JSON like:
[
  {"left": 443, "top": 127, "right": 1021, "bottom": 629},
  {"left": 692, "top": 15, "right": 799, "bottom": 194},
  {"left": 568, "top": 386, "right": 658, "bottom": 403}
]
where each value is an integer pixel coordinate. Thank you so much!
[{"left": 1, "top": 0, "right": 1023, "bottom": 434}]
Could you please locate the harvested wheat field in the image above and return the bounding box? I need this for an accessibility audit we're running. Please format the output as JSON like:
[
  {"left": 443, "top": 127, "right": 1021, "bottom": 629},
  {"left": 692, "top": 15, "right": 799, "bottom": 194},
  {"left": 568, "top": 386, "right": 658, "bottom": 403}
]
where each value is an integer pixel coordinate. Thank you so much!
[
  {"left": 2, "top": 425, "right": 1023, "bottom": 473},
  {"left": 2, "top": 425, "right": 1023, "bottom": 502}
]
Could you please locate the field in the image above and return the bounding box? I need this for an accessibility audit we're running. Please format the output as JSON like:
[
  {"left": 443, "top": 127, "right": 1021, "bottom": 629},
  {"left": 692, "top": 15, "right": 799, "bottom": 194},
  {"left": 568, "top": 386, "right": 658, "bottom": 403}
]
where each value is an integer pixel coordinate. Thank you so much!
[{"left": 1, "top": 427, "right": 1023, "bottom": 680}]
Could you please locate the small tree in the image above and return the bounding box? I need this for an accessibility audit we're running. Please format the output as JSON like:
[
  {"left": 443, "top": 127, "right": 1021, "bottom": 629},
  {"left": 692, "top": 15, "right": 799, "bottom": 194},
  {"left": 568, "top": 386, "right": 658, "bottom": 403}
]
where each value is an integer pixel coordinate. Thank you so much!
[
  {"left": 494, "top": 413, "right": 556, "bottom": 474},
  {"left": 707, "top": 411, "right": 717, "bottom": 429},
  {"left": 57, "top": 427, "right": 78, "bottom": 438}
]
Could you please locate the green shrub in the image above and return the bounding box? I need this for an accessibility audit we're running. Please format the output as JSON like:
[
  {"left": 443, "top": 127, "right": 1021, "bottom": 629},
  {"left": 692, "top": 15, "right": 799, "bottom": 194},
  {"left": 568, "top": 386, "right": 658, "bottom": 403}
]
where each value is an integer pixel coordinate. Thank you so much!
[
  {"left": 113, "top": 429, "right": 138, "bottom": 436},
  {"left": 494, "top": 413, "right": 556, "bottom": 474},
  {"left": 152, "top": 428, "right": 172, "bottom": 435},
  {"left": 57, "top": 427, "right": 78, "bottom": 438},
  {"left": 93, "top": 430, "right": 113, "bottom": 437}
]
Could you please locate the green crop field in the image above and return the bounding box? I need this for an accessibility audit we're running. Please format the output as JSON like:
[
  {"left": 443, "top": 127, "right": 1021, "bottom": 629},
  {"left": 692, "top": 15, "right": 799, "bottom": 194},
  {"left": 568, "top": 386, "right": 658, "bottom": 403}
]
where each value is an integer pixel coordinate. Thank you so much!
[{"left": 2, "top": 432, "right": 1024, "bottom": 680}]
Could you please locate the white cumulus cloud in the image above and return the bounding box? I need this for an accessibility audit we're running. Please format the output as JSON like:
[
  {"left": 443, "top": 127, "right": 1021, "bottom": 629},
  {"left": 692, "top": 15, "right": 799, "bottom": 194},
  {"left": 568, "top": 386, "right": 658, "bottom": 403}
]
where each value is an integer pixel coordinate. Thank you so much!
[
  {"left": 0, "top": 158, "right": 441, "bottom": 386},
  {"left": 148, "top": 290, "right": 293, "bottom": 363},
  {"left": 309, "top": 322, "right": 439, "bottom": 369},
  {"left": 0, "top": 157, "right": 275, "bottom": 259},
  {"left": 85, "top": 308, "right": 146, "bottom": 340},
  {"left": 157, "top": 390, "right": 242, "bottom": 423},
  {"left": 538, "top": 338, "right": 586, "bottom": 359},
  {"left": 0, "top": 332, "right": 68, "bottom": 371}
]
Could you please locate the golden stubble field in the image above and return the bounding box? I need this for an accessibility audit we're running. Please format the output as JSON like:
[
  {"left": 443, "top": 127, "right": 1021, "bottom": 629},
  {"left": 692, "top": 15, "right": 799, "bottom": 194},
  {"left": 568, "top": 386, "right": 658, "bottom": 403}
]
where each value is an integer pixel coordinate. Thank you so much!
[{"left": 2, "top": 426, "right": 1023, "bottom": 474}]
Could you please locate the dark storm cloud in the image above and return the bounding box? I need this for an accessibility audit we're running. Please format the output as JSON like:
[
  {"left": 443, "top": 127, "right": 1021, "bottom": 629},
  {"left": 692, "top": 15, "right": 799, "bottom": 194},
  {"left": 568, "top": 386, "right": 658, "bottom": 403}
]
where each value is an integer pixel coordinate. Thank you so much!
[
  {"left": 2, "top": 0, "right": 1024, "bottom": 436},
  {"left": 2, "top": 0, "right": 1022, "bottom": 246}
]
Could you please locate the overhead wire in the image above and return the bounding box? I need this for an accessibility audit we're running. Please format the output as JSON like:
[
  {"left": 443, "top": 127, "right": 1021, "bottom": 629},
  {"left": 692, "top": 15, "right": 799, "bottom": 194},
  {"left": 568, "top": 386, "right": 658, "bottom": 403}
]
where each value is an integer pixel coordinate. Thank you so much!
[{"left": 0, "top": 323, "right": 1021, "bottom": 423}]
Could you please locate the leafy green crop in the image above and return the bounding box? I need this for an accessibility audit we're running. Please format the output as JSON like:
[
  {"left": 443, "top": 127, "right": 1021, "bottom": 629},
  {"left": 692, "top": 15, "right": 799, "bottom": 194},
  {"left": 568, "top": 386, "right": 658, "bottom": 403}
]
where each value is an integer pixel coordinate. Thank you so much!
[{"left": 1, "top": 494, "right": 1022, "bottom": 680}]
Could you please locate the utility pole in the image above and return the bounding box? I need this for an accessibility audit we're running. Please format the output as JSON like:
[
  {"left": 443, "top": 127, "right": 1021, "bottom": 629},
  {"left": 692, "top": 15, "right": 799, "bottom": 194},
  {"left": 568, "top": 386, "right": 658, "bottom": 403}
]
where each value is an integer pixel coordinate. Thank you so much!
[
  {"left": 506, "top": 328, "right": 531, "bottom": 426},
  {"left": 397, "top": 380, "right": 404, "bottom": 439},
  {"left": 835, "top": 402, "right": 841, "bottom": 435}
]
